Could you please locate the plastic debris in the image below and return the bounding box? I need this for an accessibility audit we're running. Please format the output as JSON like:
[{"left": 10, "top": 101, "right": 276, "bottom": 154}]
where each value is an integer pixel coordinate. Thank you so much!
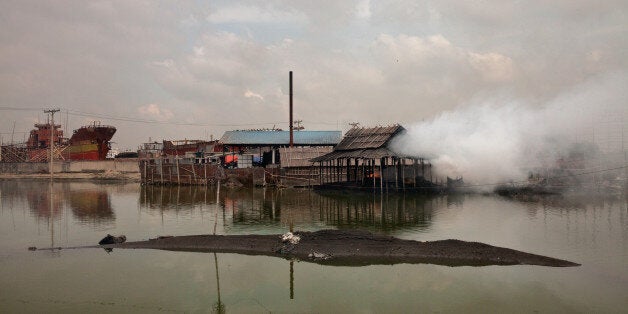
[
  {"left": 308, "top": 251, "right": 332, "bottom": 260},
  {"left": 281, "top": 232, "right": 301, "bottom": 245}
]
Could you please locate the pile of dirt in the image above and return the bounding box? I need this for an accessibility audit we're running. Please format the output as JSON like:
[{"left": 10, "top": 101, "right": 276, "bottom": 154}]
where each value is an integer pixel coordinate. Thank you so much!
[{"left": 104, "top": 229, "right": 580, "bottom": 267}]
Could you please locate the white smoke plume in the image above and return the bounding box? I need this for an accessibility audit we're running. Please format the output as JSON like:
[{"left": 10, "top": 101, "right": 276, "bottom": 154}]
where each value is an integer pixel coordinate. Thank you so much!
[{"left": 391, "top": 71, "right": 627, "bottom": 186}]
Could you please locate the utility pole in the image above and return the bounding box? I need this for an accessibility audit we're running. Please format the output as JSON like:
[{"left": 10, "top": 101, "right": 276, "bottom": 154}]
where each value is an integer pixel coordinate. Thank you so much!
[
  {"left": 289, "top": 71, "right": 294, "bottom": 147},
  {"left": 44, "top": 109, "right": 60, "bottom": 179}
]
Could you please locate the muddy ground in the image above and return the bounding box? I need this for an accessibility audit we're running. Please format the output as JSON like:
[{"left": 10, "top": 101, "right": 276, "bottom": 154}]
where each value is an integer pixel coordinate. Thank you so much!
[{"left": 103, "top": 229, "right": 579, "bottom": 267}]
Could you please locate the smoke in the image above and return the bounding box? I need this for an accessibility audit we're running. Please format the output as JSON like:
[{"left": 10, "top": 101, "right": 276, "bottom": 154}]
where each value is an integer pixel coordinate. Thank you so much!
[{"left": 391, "top": 71, "right": 627, "bottom": 185}]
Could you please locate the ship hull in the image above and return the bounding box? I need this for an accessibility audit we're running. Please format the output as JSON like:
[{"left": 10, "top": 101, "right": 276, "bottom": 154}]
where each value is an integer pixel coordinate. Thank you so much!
[
  {"left": 65, "top": 142, "right": 102, "bottom": 160},
  {"left": 1, "top": 122, "right": 116, "bottom": 162},
  {"left": 66, "top": 124, "right": 116, "bottom": 160}
]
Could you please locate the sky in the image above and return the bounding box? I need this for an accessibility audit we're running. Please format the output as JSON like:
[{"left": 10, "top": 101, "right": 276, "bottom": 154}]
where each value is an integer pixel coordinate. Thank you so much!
[{"left": 0, "top": 0, "right": 626, "bottom": 151}]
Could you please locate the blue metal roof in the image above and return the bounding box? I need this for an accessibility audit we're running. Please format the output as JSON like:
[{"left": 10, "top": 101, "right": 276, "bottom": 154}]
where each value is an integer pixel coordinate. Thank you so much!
[{"left": 219, "top": 130, "right": 342, "bottom": 146}]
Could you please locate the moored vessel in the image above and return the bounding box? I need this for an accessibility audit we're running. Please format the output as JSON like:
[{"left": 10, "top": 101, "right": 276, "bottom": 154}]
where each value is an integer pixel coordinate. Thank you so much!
[{"left": 0, "top": 121, "right": 116, "bottom": 162}]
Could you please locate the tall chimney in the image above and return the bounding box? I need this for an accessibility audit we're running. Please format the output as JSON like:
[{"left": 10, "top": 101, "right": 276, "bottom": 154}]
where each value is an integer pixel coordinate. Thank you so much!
[{"left": 289, "top": 71, "right": 294, "bottom": 147}]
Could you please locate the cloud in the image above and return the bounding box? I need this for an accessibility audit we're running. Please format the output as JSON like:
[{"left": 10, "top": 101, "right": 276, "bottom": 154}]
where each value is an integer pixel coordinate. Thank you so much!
[
  {"left": 137, "top": 104, "right": 174, "bottom": 121},
  {"left": 468, "top": 52, "right": 514, "bottom": 82},
  {"left": 207, "top": 4, "right": 307, "bottom": 24},
  {"left": 244, "top": 90, "right": 264, "bottom": 101},
  {"left": 355, "top": 0, "right": 372, "bottom": 19}
]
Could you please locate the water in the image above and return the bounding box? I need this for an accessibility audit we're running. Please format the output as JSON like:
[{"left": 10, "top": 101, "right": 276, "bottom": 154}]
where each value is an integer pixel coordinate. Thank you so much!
[{"left": 0, "top": 181, "right": 626, "bottom": 313}]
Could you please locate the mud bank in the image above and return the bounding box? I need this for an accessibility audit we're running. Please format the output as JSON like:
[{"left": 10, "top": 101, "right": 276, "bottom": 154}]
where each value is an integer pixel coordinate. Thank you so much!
[{"left": 105, "top": 229, "right": 579, "bottom": 267}]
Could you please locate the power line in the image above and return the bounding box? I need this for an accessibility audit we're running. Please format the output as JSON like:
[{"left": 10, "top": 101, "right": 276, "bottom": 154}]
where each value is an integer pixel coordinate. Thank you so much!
[
  {"left": 65, "top": 109, "right": 286, "bottom": 127},
  {"left": 1, "top": 106, "right": 340, "bottom": 129},
  {"left": 0, "top": 106, "right": 44, "bottom": 111}
]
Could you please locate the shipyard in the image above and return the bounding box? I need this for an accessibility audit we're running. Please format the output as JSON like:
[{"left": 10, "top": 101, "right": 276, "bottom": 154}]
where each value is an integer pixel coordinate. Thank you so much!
[{"left": 1, "top": 2, "right": 628, "bottom": 313}]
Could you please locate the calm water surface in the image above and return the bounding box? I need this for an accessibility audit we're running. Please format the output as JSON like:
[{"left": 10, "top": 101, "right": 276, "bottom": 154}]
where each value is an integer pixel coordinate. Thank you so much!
[{"left": 0, "top": 181, "right": 626, "bottom": 313}]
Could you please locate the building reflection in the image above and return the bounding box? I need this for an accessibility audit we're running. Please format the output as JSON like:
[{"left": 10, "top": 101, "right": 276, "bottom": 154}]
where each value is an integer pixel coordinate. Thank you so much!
[
  {"left": 139, "top": 186, "right": 442, "bottom": 232},
  {"left": 67, "top": 189, "right": 114, "bottom": 226},
  {"left": 23, "top": 181, "right": 64, "bottom": 220},
  {"left": 0, "top": 181, "right": 115, "bottom": 227}
]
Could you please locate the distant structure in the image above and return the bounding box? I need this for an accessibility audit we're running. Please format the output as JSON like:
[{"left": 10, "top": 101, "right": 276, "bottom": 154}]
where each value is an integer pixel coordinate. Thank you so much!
[
  {"left": 219, "top": 130, "right": 341, "bottom": 166},
  {"left": 138, "top": 129, "right": 342, "bottom": 186},
  {"left": 0, "top": 121, "right": 116, "bottom": 162}
]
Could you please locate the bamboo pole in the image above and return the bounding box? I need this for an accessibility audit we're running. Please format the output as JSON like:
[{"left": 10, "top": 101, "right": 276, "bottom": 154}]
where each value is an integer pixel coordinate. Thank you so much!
[{"left": 176, "top": 157, "right": 180, "bottom": 185}]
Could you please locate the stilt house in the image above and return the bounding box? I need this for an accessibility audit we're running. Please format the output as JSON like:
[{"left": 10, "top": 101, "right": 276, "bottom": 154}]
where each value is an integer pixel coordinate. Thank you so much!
[{"left": 311, "top": 125, "right": 437, "bottom": 192}]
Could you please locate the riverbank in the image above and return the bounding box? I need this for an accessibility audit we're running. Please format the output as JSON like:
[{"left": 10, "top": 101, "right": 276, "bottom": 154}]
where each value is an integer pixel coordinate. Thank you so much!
[{"left": 104, "top": 229, "right": 580, "bottom": 267}]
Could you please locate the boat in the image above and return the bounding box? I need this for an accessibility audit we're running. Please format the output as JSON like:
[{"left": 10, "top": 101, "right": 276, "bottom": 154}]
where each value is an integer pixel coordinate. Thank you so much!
[
  {"left": 1, "top": 121, "right": 116, "bottom": 162},
  {"left": 63, "top": 122, "right": 116, "bottom": 160}
]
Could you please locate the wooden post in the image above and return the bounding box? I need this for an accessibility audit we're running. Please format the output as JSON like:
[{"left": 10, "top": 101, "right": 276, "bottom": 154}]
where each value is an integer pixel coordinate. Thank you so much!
[
  {"left": 361, "top": 159, "right": 365, "bottom": 186},
  {"left": 394, "top": 157, "right": 399, "bottom": 191},
  {"left": 160, "top": 158, "right": 164, "bottom": 184},
  {"left": 429, "top": 162, "right": 432, "bottom": 183},
  {"left": 401, "top": 158, "right": 405, "bottom": 191},
  {"left": 413, "top": 159, "right": 417, "bottom": 187},
  {"left": 328, "top": 160, "right": 331, "bottom": 183},
  {"left": 319, "top": 162, "right": 322, "bottom": 185},
  {"left": 176, "top": 157, "right": 180, "bottom": 185},
  {"left": 379, "top": 159, "right": 383, "bottom": 194},
  {"left": 371, "top": 159, "right": 375, "bottom": 190},
  {"left": 191, "top": 162, "right": 196, "bottom": 184}
]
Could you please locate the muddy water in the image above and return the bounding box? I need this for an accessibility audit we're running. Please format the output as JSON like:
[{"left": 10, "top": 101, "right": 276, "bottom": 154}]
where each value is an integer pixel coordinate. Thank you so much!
[{"left": 0, "top": 181, "right": 626, "bottom": 313}]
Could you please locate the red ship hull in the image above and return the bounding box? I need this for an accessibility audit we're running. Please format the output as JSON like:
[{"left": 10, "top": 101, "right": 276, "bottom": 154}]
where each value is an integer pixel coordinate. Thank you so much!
[
  {"left": 2, "top": 122, "right": 116, "bottom": 162},
  {"left": 63, "top": 123, "right": 116, "bottom": 160}
]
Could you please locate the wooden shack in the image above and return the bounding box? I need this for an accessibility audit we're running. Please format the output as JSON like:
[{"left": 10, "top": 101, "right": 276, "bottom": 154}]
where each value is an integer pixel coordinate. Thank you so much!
[
  {"left": 311, "top": 125, "right": 439, "bottom": 192},
  {"left": 279, "top": 146, "right": 333, "bottom": 187}
]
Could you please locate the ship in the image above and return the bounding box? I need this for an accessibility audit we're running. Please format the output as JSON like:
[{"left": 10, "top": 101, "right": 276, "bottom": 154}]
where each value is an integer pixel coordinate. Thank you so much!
[
  {"left": 64, "top": 122, "right": 117, "bottom": 160},
  {"left": 1, "top": 121, "right": 116, "bottom": 162}
]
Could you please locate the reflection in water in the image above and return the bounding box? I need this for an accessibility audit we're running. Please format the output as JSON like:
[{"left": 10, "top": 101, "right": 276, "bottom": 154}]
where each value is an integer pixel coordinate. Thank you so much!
[
  {"left": 24, "top": 182, "right": 64, "bottom": 220},
  {"left": 1, "top": 181, "right": 627, "bottom": 311},
  {"left": 0, "top": 181, "right": 115, "bottom": 227},
  {"left": 213, "top": 253, "right": 225, "bottom": 314},
  {"left": 68, "top": 190, "right": 114, "bottom": 226},
  {"left": 140, "top": 186, "right": 444, "bottom": 232}
]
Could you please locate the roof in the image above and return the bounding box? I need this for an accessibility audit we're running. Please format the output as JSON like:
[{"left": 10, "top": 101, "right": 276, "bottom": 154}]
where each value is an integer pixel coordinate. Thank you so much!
[
  {"left": 279, "top": 146, "right": 333, "bottom": 167},
  {"left": 219, "top": 130, "right": 342, "bottom": 146},
  {"left": 311, "top": 125, "right": 413, "bottom": 162},
  {"left": 333, "top": 125, "right": 404, "bottom": 151}
]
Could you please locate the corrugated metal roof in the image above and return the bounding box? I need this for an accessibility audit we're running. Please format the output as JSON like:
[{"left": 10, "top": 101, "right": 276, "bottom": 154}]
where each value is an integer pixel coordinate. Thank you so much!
[
  {"left": 310, "top": 125, "right": 421, "bottom": 162},
  {"left": 334, "top": 125, "right": 404, "bottom": 151},
  {"left": 219, "top": 130, "right": 342, "bottom": 146}
]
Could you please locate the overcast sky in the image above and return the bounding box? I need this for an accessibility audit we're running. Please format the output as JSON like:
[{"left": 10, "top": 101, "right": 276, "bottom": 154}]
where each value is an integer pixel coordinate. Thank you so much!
[{"left": 1, "top": 0, "right": 626, "bottom": 150}]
